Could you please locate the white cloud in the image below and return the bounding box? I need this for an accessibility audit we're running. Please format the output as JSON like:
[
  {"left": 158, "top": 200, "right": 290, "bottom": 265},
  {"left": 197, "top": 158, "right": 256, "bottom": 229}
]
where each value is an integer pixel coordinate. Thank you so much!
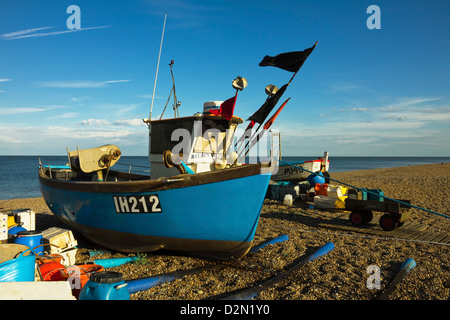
[
  {"left": 0, "top": 79, "right": 11, "bottom": 92},
  {"left": 272, "top": 95, "right": 450, "bottom": 156},
  {"left": 2, "top": 26, "right": 110, "bottom": 40},
  {"left": 339, "top": 107, "right": 369, "bottom": 112},
  {"left": 137, "top": 94, "right": 153, "bottom": 99},
  {"left": 337, "top": 96, "right": 448, "bottom": 120},
  {"left": 75, "top": 117, "right": 147, "bottom": 127},
  {"left": 76, "top": 119, "right": 111, "bottom": 126},
  {"left": 45, "top": 125, "right": 140, "bottom": 142},
  {"left": 1, "top": 27, "right": 52, "bottom": 38},
  {"left": 381, "top": 97, "right": 441, "bottom": 111},
  {"left": 113, "top": 119, "right": 146, "bottom": 126},
  {"left": 0, "top": 126, "right": 36, "bottom": 145},
  {"left": 104, "top": 80, "right": 132, "bottom": 84},
  {"left": 0, "top": 107, "right": 51, "bottom": 115},
  {"left": 0, "top": 119, "right": 145, "bottom": 145},
  {"left": 328, "top": 83, "right": 362, "bottom": 94},
  {"left": 0, "top": 134, "right": 22, "bottom": 144},
  {"left": 39, "top": 80, "right": 131, "bottom": 88},
  {"left": 54, "top": 112, "right": 79, "bottom": 118}
]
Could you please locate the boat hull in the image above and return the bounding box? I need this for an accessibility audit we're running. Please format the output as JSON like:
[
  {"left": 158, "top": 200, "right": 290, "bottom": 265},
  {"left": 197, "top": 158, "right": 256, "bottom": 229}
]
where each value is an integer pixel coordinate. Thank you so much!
[
  {"left": 272, "top": 160, "right": 329, "bottom": 182},
  {"left": 39, "top": 164, "right": 271, "bottom": 258}
]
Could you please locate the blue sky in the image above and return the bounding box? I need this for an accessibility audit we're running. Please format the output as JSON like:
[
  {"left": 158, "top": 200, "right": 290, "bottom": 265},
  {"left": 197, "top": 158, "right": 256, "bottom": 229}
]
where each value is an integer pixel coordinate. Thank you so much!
[{"left": 1, "top": 0, "right": 449, "bottom": 156}]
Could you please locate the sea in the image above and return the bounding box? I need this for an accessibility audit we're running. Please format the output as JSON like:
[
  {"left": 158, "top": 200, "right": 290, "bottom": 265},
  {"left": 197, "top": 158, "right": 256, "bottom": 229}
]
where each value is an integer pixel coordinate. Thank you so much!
[{"left": 0, "top": 155, "right": 449, "bottom": 200}]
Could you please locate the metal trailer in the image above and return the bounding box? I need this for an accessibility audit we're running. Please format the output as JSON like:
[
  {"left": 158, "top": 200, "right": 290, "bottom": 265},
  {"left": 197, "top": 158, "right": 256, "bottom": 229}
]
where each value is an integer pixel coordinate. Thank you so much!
[{"left": 345, "top": 198, "right": 412, "bottom": 231}]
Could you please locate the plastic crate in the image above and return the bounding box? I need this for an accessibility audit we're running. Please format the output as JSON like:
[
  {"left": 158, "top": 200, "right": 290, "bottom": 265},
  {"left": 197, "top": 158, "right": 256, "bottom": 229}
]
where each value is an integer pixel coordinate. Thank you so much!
[
  {"left": 42, "top": 227, "right": 78, "bottom": 254},
  {"left": 12, "top": 209, "right": 36, "bottom": 231},
  {"left": 0, "top": 213, "right": 7, "bottom": 242},
  {"left": 367, "top": 189, "right": 384, "bottom": 202},
  {"left": 347, "top": 189, "right": 367, "bottom": 200},
  {"left": 60, "top": 247, "right": 78, "bottom": 267}
]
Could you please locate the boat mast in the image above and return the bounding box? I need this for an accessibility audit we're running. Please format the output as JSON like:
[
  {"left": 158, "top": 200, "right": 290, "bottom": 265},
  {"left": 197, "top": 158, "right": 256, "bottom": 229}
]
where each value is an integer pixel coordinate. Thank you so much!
[
  {"left": 169, "top": 60, "right": 180, "bottom": 118},
  {"left": 149, "top": 13, "right": 167, "bottom": 121}
]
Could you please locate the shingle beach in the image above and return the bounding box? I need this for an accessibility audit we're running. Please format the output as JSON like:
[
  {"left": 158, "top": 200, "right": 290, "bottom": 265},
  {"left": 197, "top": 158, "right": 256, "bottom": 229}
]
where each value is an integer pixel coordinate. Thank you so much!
[{"left": 1, "top": 162, "right": 449, "bottom": 301}]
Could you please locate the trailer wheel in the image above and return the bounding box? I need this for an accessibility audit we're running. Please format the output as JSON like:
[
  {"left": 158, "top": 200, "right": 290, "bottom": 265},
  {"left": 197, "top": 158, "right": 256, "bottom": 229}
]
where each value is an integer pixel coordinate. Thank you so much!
[
  {"left": 363, "top": 211, "right": 373, "bottom": 224},
  {"left": 349, "top": 211, "right": 362, "bottom": 226},
  {"left": 350, "top": 211, "right": 364, "bottom": 226},
  {"left": 350, "top": 211, "right": 373, "bottom": 226},
  {"left": 379, "top": 214, "right": 397, "bottom": 231}
]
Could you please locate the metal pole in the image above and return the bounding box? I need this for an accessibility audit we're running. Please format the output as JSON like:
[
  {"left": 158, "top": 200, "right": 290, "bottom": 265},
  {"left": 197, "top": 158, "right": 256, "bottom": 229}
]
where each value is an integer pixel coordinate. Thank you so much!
[{"left": 149, "top": 13, "right": 167, "bottom": 120}]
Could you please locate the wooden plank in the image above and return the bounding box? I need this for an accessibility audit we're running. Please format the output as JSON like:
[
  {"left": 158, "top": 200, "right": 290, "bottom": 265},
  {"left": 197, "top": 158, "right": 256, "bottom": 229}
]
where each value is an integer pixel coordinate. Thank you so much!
[
  {"left": 378, "top": 227, "right": 419, "bottom": 240},
  {"left": 389, "top": 228, "right": 414, "bottom": 238},
  {"left": 398, "top": 222, "right": 430, "bottom": 239},
  {"left": 317, "top": 222, "right": 449, "bottom": 245},
  {"left": 439, "top": 235, "right": 450, "bottom": 244},
  {"left": 401, "top": 229, "right": 427, "bottom": 240},
  {"left": 425, "top": 233, "right": 448, "bottom": 243},
  {"left": 407, "top": 232, "right": 427, "bottom": 240},
  {"left": 415, "top": 232, "right": 439, "bottom": 242},
  {"left": 403, "top": 222, "right": 427, "bottom": 232},
  {"left": 433, "top": 233, "right": 450, "bottom": 243},
  {"left": 388, "top": 227, "right": 417, "bottom": 239},
  {"left": 399, "top": 221, "right": 413, "bottom": 229},
  {"left": 414, "top": 224, "right": 429, "bottom": 232}
]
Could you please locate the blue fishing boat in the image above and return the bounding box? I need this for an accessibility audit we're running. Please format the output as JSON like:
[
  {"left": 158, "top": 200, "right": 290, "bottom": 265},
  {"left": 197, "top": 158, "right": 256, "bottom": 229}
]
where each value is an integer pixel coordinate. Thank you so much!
[
  {"left": 39, "top": 72, "right": 277, "bottom": 258},
  {"left": 39, "top": 84, "right": 278, "bottom": 258},
  {"left": 39, "top": 50, "right": 276, "bottom": 258},
  {"left": 38, "top": 19, "right": 317, "bottom": 257}
]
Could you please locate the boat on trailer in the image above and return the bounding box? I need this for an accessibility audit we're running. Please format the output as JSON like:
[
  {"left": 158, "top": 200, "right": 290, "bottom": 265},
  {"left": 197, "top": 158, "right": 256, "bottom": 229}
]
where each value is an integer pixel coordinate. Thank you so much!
[{"left": 271, "top": 152, "right": 330, "bottom": 182}]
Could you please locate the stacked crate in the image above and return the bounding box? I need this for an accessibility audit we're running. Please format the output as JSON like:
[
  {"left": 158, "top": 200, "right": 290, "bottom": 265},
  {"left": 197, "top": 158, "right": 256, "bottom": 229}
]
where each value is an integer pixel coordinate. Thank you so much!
[{"left": 41, "top": 227, "right": 78, "bottom": 266}]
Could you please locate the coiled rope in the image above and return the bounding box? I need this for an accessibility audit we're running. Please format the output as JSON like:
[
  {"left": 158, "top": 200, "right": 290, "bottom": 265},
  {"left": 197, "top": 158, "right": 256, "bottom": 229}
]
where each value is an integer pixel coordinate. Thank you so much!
[{"left": 278, "top": 160, "right": 450, "bottom": 219}]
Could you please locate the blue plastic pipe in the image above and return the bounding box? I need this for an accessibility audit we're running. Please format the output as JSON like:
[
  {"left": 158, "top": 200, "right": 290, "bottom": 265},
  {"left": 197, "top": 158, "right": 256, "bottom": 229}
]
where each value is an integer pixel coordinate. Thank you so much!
[
  {"left": 249, "top": 234, "right": 289, "bottom": 253},
  {"left": 399, "top": 258, "right": 416, "bottom": 272},
  {"left": 126, "top": 235, "right": 288, "bottom": 294},
  {"left": 377, "top": 258, "right": 417, "bottom": 299},
  {"left": 223, "top": 242, "right": 335, "bottom": 300},
  {"left": 88, "top": 256, "right": 138, "bottom": 268},
  {"left": 126, "top": 266, "right": 211, "bottom": 294}
]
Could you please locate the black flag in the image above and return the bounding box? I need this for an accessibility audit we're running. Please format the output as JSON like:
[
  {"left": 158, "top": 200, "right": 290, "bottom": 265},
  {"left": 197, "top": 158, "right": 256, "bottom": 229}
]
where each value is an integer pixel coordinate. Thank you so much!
[
  {"left": 259, "top": 42, "right": 317, "bottom": 73},
  {"left": 248, "top": 84, "right": 288, "bottom": 124}
]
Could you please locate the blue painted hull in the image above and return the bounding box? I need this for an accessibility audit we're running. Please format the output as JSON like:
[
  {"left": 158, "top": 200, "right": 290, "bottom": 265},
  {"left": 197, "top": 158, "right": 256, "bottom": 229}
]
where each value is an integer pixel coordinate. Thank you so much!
[{"left": 39, "top": 165, "right": 271, "bottom": 258}]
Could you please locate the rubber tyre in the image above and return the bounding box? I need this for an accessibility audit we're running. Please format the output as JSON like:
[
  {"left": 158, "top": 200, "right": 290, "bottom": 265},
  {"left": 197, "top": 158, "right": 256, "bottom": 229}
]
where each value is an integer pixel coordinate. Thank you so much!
[
  {"left": 362, "top": 211, "right": 373, "bottom": 224},
  {"left": 379, "top": 214, "right": 398, "bottom": 231},
  {"left": 349, "top": 211, "right": 364, "bottom": 226}
]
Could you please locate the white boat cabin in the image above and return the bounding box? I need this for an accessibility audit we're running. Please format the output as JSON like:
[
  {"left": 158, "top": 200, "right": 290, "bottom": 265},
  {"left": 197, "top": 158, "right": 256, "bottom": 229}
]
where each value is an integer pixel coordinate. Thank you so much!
[{"left": 145, "top": 107, "right": 244, "bottom": 179}]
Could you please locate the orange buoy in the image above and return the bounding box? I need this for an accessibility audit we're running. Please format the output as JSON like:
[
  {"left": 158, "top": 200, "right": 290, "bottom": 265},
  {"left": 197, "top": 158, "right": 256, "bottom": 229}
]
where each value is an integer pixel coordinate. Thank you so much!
[
  {"left": 39, "top": 261, "right": 66, "bottom": 281},
  {"left": 37, "top": 254, "right": 64, "bottom": 266}
]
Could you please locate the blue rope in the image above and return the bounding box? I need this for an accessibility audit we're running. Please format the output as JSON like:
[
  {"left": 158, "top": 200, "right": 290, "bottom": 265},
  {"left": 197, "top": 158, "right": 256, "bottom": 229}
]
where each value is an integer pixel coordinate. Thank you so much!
[{"left": 279, "top": 160, "right": 450, "bottom": 219}]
